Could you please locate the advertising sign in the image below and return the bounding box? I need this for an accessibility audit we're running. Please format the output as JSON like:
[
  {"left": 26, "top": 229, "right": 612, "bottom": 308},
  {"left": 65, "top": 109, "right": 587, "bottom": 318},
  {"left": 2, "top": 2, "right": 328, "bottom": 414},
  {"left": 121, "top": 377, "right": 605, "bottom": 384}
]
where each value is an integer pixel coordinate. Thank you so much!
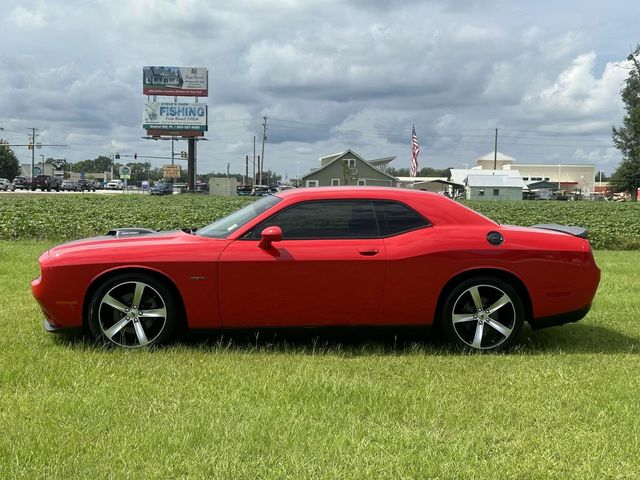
[
  {"left": 143, "top": 66, "right": 208, "bottom": 96},
  {"left": 163, "top": 164, "right": 181, "bottom": 179},
  {"left": 143, "top": 102, "right": 208, "bottom": 132},
  {"left": 119, "top": 166, "right": 131, "bottom": 179},
  {"left": 51, "top": 159, "right": 66, "bottom": 170}
]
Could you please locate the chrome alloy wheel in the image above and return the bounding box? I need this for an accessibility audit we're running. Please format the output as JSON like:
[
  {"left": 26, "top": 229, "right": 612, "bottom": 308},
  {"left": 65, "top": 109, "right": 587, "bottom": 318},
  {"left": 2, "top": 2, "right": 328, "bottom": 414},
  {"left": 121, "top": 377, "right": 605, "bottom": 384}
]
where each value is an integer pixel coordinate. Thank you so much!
[
  {"left": 450, "top": 284, "right": 517, "bottom": 350},
  {"left": 97, "top": 281, "right": 168, "bottom": 348}
]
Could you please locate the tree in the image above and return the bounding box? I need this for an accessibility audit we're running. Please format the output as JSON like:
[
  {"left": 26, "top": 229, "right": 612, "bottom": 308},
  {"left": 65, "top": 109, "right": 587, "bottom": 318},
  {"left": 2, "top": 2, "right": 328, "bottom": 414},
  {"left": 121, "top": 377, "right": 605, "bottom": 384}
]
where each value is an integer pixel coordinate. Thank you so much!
[
  {"left": 0, "top": 141, "right": 20, "bottom": 180},
  {"left": 387, "top": 166, "right": 452, "bottom": 178},
  {"left": 611, "top": 44, "right": 640, "bottom": 202},
  {"left": 125, "top": 162, "right": 152, "bottom": 183},
  {"left": 70, "top": 155, "right": 114, "bottom": 174}
]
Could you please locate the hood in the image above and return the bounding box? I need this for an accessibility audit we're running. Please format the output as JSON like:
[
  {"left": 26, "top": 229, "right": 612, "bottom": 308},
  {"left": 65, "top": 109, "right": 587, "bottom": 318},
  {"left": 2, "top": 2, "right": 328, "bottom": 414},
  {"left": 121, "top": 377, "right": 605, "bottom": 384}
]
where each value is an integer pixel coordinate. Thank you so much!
[{"left": 45, "top": 230, "right": 212, "bottom": 263}]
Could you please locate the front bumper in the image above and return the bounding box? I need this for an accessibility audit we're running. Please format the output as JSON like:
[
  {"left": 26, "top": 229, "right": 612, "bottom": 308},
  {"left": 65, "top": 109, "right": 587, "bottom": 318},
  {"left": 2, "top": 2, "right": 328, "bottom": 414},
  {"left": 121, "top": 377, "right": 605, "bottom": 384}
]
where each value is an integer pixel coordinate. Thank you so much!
[{"left": 43, "top": 318, "right": 79, "bottom": 333}]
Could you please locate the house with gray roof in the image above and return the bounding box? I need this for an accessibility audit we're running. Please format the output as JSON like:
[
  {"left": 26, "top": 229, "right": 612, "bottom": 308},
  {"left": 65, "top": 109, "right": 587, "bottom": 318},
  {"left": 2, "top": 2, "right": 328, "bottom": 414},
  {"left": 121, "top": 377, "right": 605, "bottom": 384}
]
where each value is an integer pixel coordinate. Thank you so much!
[{"left": 301, "top": 150, "right": 398, "bottom": 187}]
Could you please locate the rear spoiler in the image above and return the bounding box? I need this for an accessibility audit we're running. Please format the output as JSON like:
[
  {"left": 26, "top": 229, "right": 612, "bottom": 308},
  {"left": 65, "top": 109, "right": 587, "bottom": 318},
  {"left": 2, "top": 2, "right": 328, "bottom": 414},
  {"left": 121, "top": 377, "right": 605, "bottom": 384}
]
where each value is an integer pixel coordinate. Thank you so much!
[{"left": 530, "top": 224, "right": 588, "bottom": 239}]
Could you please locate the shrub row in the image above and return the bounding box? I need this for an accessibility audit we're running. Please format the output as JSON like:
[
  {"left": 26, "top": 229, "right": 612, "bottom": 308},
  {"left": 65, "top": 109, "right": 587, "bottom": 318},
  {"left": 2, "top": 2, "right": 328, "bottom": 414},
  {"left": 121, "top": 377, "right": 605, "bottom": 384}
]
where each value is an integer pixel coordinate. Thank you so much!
[
  {"left": 463, "top": 200, "right": 640, "bottom": 250},
  {"left": 0, "top": 194, "right": 639, "bottom": 249},
  {"left": 0, "top": 194, "right": 252, "bottom": 241}
]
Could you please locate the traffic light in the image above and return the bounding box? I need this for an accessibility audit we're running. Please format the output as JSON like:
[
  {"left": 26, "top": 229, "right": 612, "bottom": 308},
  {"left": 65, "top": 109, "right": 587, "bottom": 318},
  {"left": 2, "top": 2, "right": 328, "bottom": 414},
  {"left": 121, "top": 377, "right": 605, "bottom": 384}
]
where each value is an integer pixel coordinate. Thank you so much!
[{"left": 115, "top": 153, "right": 120, "bottom": 159}]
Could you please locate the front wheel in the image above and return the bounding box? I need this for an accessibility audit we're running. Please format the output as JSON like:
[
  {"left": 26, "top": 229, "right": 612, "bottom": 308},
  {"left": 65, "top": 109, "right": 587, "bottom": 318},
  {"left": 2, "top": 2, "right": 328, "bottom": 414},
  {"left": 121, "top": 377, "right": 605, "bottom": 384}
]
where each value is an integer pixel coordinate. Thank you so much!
[
  {"left": 441, "top": 276, "right": 524, "bottom": 352},
  {"left": 88, "top": 273, "right": 178, "bottom": 348}
]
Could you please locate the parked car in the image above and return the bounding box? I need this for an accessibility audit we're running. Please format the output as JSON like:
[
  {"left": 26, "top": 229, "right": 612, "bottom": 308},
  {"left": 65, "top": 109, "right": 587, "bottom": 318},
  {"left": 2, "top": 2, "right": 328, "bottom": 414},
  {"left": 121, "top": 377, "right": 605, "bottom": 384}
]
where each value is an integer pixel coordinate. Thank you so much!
[
  {"left": 77, "top": 179, "right": 96, "bottom": 191},
  {"left": 106, "top": 179, "right": 124, "bottom": 190},
  {"left": 11, "top": 176, "right": 31, "bottom": 191},
  {"left": 32, "top": 187, "right": 601, "bottom": 351},
  {"left": 32, "top": 175, "right": 62, "bottom": 191},
  {"left": 61, "top": 180, "right": 79, "bottom": 191},
  {"left": 237, "top": 185, "right": 253, "bottom": 196},
  {"left": 196, "top": 181, "right": 209, "bottom": 193},
  {"left": 150, "top": 182, "right": 174, "bottom": 195},
  {"left": 0, "top": 178, "right": 11, "bottom": 191}
]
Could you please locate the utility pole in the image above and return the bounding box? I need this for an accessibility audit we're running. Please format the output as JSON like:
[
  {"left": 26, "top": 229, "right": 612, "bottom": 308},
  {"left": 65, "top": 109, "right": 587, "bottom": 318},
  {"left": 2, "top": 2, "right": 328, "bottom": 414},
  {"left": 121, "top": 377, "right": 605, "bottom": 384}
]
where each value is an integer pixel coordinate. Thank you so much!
[
  {"left": 493, "top": 128, "right": 498, "bottom": 170},
  {"left": 226, "top": 162, "right": 230, "bottom": 179},
  {"left": 245, "top": 155, "right": 249, "bottom": 185},
  {"left": 253, "top": 135, "right": 256, "bottom": 186},
  {"left": 257, "top": 156, "right": 261, "bottom": 185},
  {"left": 260, "top": 116, "right": 267, "bottom": 185},
  {"left": 29, "top": 127, "right": 38, "bottom": 178}
]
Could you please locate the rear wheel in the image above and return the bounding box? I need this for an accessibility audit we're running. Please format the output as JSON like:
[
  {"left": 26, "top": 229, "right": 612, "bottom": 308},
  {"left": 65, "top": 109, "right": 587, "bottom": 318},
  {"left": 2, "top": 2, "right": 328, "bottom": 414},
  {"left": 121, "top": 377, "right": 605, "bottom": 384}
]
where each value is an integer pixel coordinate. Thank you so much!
[
  {"left": 88, "top": 273, "right": 177, "bottom": 348},
  {"left": 442, "top": 276, "right": 524, "bottom": 352}
]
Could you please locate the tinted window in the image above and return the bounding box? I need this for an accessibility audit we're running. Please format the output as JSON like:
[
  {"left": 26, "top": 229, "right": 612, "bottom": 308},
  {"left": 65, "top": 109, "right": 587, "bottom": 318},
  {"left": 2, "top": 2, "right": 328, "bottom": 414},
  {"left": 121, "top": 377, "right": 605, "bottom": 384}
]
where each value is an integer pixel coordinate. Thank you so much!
[
  {"left": 374, "top": 201, "right": 429, "bottom": 236},
  {"left": 249, "top": 201, "right": 378, "bottom": 239}
]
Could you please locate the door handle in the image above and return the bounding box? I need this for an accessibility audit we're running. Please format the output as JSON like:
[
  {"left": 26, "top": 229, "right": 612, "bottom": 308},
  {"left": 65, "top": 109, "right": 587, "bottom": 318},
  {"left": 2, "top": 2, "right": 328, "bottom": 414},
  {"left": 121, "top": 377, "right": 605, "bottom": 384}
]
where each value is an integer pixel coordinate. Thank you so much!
[{"left": 358, "top": 248, "right": 379, "bottom": 256}]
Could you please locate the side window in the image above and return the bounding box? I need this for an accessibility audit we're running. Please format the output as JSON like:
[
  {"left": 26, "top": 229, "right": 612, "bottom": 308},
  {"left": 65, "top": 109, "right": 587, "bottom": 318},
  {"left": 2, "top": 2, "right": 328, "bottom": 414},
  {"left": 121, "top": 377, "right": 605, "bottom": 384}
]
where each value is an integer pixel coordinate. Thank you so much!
[
  {"left": 249, "top": 201, "right": 379, "bottom": 239},
  {"left": 374, "top": 201, "right": 429, "bottom": 236}
]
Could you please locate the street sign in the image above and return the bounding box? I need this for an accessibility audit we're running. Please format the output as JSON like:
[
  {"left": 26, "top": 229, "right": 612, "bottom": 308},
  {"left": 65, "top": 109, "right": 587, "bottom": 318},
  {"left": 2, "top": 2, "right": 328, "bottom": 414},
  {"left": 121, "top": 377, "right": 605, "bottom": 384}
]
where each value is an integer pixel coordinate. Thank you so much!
[
  {"left": 163, "top": 164, "right": 181, "bottom": 179},
  {"left": 119, "top": 166, "right": 131, "bottom": 179},
  {"left": 53, "top": 170, "right": 64, "bottom": 176}
]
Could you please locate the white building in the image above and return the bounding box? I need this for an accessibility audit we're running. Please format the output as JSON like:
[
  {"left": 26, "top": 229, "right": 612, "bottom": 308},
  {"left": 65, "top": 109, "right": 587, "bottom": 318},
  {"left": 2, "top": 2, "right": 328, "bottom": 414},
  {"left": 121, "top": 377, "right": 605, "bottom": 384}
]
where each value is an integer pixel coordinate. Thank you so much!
[{"left": 472, "top": 151, "right": 595, "bottom": 194}]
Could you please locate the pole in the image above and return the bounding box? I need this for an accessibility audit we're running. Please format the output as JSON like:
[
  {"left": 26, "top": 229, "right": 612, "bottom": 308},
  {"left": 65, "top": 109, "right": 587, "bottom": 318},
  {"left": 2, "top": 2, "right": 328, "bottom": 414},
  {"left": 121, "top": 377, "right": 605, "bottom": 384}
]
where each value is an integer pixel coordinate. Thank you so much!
[
  {"left": 226, "top": 162, "right": 230, "bottom": 179},
  {"left": 257, "top": 155, "right": 261, "bottom": 185},
  {"left": 558, "top": 164, "right": 561, "bottom": 190},
  {"left": 253, "top": 135, "right": 256, "bottom": 186},
  {"left": 245, "top": 155, "right": 248, "bottom": 185},
  {"left": 187, "top": 138, "right": 196, "bottom": 192},
  {"left": 260, "top": 116, "right": 267, "bottom": 185},
  {"left": 171, "top": 137, "right": 175, "bottom": 165},
  {"left": 30, "top": 127, "right": 37, "bottom": 179},
  {"left": 493, "top": 128, "right": 498, "bottom": 170}
]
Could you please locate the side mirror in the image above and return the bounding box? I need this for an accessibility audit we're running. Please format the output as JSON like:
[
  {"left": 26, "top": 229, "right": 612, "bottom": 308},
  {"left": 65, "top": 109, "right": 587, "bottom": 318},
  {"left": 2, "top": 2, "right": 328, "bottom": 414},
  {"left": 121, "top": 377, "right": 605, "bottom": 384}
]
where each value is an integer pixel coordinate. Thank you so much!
[{"left": 258, "top": 226, "right": 283, "bottom": 249}]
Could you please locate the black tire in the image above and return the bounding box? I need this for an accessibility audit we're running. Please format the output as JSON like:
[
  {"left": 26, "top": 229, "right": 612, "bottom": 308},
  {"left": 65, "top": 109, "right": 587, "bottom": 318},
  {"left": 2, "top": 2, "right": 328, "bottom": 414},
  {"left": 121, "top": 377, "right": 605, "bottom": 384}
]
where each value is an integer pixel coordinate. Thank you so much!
[
  {"left": 88, "top": 273, "right": 178, "bottom": 348},
  {"left": 441, "top": 276, "right": 524, "bottom": 352}
]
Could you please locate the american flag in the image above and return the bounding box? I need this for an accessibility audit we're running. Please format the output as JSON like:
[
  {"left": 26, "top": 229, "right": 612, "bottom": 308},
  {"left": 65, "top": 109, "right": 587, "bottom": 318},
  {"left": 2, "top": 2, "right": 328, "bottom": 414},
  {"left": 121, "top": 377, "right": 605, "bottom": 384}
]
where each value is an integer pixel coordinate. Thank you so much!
[{"left": 410, "top": 125, "right": 420, "bottom": 177}]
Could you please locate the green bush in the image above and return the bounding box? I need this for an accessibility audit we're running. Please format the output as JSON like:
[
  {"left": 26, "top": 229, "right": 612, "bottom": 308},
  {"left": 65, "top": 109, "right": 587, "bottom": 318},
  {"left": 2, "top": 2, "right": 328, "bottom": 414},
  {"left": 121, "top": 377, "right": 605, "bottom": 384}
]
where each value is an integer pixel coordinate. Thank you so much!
[
  {"left": 463, "top": 200, "right": 640, "bottom": 250},
  {"left": 1, "top": 195, "right": 639, "bottom": 249},
  {"left": 0, "top": 194, "right": 252, "bottom": 241}
]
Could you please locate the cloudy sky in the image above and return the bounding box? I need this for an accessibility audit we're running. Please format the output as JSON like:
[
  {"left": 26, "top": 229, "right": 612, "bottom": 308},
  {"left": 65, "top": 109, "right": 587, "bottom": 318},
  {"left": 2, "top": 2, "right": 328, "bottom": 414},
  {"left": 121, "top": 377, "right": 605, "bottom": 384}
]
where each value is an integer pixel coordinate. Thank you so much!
[{"left": 0, "top": 0, "right": 638, "bottom": 178}]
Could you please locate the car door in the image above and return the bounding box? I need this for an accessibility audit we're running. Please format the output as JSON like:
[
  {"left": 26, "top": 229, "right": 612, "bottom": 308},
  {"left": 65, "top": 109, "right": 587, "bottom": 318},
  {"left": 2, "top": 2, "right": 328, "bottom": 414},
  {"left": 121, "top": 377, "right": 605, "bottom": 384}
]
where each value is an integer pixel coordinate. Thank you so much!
[{"left": 218, "top": 200, "right": 387, "bottom": 327}]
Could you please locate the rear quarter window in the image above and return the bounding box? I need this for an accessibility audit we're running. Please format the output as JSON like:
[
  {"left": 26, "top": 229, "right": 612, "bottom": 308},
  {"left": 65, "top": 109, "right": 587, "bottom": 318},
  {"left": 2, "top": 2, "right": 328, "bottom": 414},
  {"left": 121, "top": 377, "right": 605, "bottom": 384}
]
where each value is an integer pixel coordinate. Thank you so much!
[{"left": 374, "top": 201, "right": 430, "bottom": 236}]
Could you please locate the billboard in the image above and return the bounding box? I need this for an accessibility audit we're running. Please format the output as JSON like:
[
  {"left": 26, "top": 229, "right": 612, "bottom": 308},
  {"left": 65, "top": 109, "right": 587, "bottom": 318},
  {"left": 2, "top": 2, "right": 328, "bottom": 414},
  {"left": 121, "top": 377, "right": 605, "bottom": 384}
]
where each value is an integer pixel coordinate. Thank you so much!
[
  {"left": 143, "top": 102, "right": 208, "bottom": 132},
  {"left": 143, "top": 66, "right": 208, "bottom": 96}
]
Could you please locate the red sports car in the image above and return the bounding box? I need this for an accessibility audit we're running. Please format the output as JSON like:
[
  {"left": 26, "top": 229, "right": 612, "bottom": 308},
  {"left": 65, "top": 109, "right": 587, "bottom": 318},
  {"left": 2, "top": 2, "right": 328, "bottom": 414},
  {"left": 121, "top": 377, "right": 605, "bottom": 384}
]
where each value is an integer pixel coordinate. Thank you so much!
[{"left": 32, "top": 187, "right": 600, "bottom": 351}]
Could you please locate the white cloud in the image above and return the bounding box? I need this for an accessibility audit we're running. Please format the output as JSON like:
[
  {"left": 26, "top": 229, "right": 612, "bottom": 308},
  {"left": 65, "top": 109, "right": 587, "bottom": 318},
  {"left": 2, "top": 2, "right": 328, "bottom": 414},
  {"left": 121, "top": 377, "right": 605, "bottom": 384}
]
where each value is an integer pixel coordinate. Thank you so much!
[
  {"left": 0, "top": 1, "right": 634, "bottom": 174},
  {"left": 522, "top": 52, "right": 628, "bottom": 120},
  {"left": 9, "top": 5, "right": 46, "bottom": 29}
]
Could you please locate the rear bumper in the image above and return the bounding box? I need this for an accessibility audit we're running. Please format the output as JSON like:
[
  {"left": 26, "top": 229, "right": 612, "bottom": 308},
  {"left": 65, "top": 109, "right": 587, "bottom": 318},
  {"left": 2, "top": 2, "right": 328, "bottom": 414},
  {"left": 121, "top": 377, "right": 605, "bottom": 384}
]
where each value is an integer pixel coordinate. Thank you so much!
[{"left": 529, "top": 304, "right": 592, "bottom": 330}]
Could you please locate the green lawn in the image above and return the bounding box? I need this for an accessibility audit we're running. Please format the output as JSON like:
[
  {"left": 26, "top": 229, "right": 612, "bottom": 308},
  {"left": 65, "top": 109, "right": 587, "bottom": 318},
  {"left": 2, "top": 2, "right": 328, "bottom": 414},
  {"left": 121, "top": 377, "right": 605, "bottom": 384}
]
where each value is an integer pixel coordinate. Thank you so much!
[{"left": 1, "top": 241, "right": 639, "bottom": 479}]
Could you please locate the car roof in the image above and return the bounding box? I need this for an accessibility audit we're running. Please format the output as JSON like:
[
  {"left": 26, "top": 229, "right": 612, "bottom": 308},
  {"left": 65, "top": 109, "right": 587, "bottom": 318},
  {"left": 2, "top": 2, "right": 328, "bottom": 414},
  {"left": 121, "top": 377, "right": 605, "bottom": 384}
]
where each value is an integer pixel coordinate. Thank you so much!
[
  {"left": 275, "top": 186, "right": 439, "bottom": 201},
  {"left": 274, "top": 186, "right": 495, "bottom": 227}
]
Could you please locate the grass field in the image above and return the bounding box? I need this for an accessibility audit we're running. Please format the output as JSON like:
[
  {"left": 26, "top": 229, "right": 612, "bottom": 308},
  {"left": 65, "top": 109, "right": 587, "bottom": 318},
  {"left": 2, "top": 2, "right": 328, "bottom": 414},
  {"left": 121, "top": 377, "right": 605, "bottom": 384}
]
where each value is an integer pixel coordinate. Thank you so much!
[{"left": 1, "top": 241, "right": 639, "bottom": 479}]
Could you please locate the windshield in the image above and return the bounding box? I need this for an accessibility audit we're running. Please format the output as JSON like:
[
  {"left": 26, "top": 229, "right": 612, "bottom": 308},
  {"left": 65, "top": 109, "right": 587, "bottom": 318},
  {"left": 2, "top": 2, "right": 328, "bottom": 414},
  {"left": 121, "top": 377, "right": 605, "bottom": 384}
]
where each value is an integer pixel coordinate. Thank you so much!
[{"left": 196, "top": 195, "right": 281, "bottom": 238}]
